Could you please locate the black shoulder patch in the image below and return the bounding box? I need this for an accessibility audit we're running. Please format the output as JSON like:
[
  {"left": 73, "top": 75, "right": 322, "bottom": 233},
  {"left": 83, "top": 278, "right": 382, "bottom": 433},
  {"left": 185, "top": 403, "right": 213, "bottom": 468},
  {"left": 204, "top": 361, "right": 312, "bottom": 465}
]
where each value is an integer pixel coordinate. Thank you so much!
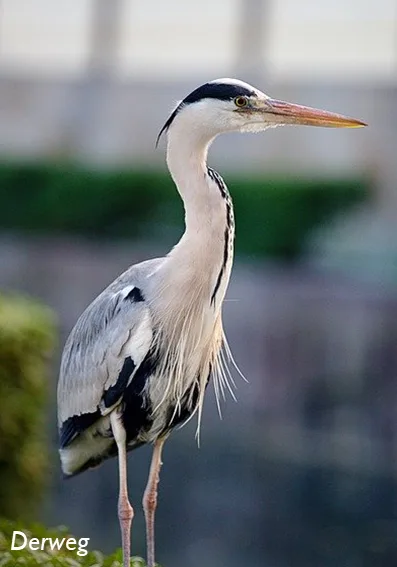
[
  {"left": 102, "top": 356, "right": 136, "bottom": 408},
  {"left": 122, "top": 347, "right": 159, "bottom": 442},
  {"left": 59, "top": 409, "right": 101, "bottom": 449},
  {"left": 125, "top": 287, "right": 144, "bottom": 303}
]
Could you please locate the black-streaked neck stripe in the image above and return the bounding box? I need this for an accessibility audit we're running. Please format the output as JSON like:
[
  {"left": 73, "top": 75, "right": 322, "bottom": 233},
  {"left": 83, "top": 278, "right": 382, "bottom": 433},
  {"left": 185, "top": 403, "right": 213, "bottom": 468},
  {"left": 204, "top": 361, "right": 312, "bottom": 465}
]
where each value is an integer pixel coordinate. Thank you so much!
[{"left": 207, "top": 167, "right": 235, "bottom": 306}]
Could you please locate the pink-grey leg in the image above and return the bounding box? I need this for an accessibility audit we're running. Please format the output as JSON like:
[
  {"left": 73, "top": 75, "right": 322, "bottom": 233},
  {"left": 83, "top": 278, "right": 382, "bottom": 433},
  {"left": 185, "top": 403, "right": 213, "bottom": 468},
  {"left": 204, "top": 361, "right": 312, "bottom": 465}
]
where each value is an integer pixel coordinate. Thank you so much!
[
  {"left": 111, "top": 411, "right": 134, "bottom": 567},
  {"left": 143, "top": 437, "right": 166, "bottom": 567}
]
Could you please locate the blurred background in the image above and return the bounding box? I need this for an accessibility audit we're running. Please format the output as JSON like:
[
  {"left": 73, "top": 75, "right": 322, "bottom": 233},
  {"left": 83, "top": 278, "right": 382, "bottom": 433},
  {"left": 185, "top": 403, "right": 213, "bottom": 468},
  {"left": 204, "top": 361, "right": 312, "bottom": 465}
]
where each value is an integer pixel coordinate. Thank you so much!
[{"left": 0, "top": 1, "right": 396, "bottom": 566}]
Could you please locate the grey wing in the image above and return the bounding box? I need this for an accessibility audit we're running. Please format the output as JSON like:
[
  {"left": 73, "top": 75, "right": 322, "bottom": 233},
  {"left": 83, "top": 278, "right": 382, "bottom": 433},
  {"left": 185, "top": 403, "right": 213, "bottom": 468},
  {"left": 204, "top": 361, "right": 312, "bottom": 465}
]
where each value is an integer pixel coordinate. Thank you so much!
[{"left": 57, "top": 282, "right": 153, "bottom": 446}]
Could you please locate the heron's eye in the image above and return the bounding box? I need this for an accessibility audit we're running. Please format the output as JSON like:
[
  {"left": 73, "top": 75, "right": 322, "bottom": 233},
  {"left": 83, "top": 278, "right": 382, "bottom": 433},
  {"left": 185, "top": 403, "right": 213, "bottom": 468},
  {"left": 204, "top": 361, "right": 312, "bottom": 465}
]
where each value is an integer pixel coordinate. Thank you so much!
[{"left": 234, "top": 96, "right": 248, "bottom": 108}]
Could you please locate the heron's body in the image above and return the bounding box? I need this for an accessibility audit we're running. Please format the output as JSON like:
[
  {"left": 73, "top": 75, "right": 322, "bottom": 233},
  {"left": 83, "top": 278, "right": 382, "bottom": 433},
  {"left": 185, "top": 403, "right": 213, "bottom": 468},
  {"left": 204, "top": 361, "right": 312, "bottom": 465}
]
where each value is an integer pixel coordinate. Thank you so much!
[
  {"left": 57, "top": 78, "right": 365, "bottom": 567},
  {"left": 58, "top": 160, "right": 235, "bottom": 476}
]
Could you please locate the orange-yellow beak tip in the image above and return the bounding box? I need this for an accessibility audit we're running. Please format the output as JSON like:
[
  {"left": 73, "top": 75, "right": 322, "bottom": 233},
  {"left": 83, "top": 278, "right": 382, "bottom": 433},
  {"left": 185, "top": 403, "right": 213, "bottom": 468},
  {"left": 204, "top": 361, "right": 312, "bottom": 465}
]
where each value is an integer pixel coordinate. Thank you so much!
[{"left": 265, "top": 98, "right": 367, "bottom": 129}]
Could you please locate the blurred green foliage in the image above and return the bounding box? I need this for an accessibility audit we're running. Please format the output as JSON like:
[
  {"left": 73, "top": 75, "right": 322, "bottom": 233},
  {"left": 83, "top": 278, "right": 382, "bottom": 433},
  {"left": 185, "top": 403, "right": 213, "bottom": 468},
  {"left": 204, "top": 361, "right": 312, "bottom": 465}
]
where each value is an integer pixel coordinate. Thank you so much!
[
  {"left": 0, "top": 162, "right": 368, "bottom": 259},
  {"left": 0, "top": 518, "right": 148, "bottom": 566},
  {"left": 0, "top": 295, "right": 55, "bottom": 521}
]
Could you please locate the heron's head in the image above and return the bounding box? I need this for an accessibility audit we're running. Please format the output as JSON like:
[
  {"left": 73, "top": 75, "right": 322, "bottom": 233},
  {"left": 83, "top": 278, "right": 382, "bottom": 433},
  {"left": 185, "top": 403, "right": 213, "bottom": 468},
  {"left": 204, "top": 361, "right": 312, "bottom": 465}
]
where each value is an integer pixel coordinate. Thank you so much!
[{"left": 157, "top": 78, "right": 366, "bottom": 145}]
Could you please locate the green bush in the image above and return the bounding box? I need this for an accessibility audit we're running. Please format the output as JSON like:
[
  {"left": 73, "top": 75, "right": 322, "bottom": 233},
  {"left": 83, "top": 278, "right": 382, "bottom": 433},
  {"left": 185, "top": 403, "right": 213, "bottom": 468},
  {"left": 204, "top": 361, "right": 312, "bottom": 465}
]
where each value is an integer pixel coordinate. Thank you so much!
[
  {"left": 0, "top": 295, "right": 55, "bottom": 521},
  {"left": 0, "top": 162, "right": 368, "bottom": 259},
  {"left": 0, "top": 518, "right": 148, "bottom": 566}
]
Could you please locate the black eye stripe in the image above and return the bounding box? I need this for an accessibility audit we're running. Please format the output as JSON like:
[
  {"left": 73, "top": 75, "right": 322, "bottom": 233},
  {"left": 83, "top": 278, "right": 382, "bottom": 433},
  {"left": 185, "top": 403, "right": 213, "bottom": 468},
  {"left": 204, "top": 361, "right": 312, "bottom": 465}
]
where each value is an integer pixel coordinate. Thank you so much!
[
  {"left": 157, "top": 81, "right": 258, "bottom": 144},
  {"left": 183, "top": 82, "right": 256, "bottom": 105}
]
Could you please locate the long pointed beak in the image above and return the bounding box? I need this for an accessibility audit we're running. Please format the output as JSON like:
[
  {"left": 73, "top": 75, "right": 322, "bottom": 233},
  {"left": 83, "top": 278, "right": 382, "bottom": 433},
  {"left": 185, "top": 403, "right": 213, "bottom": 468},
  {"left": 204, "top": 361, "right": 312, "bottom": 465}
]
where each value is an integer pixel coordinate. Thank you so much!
[{"left": 264, "top": 98, "right": 367, "bottom": 128}]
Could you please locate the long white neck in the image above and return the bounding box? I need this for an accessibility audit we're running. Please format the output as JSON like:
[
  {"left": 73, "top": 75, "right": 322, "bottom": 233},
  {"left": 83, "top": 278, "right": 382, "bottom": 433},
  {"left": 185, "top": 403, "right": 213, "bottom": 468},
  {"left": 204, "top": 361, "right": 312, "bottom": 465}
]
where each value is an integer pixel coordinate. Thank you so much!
[
  {"left": 164, "top": 122, "right": 235, "bottom": 308},
  {"left": 146, "top": 118, "right": 236, "bottom": 426},
  {"left": 166, "top": 130, "right": 227, "bottom": 237}
]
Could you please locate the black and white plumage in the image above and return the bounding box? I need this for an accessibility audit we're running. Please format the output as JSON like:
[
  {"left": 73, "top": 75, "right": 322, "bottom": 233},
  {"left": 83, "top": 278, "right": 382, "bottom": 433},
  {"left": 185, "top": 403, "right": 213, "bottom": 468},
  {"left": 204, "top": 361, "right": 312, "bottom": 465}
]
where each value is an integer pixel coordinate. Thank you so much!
[{"left": 57, "top": 78, "right": 365, "bottom": 567}]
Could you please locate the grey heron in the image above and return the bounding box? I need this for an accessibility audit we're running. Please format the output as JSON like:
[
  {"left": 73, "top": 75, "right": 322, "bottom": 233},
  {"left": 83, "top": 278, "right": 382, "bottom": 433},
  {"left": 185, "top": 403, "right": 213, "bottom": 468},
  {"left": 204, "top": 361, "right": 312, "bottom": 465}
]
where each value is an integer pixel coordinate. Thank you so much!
[{"left": 57, "top": 78, "right": 365, "bottom": 567}]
